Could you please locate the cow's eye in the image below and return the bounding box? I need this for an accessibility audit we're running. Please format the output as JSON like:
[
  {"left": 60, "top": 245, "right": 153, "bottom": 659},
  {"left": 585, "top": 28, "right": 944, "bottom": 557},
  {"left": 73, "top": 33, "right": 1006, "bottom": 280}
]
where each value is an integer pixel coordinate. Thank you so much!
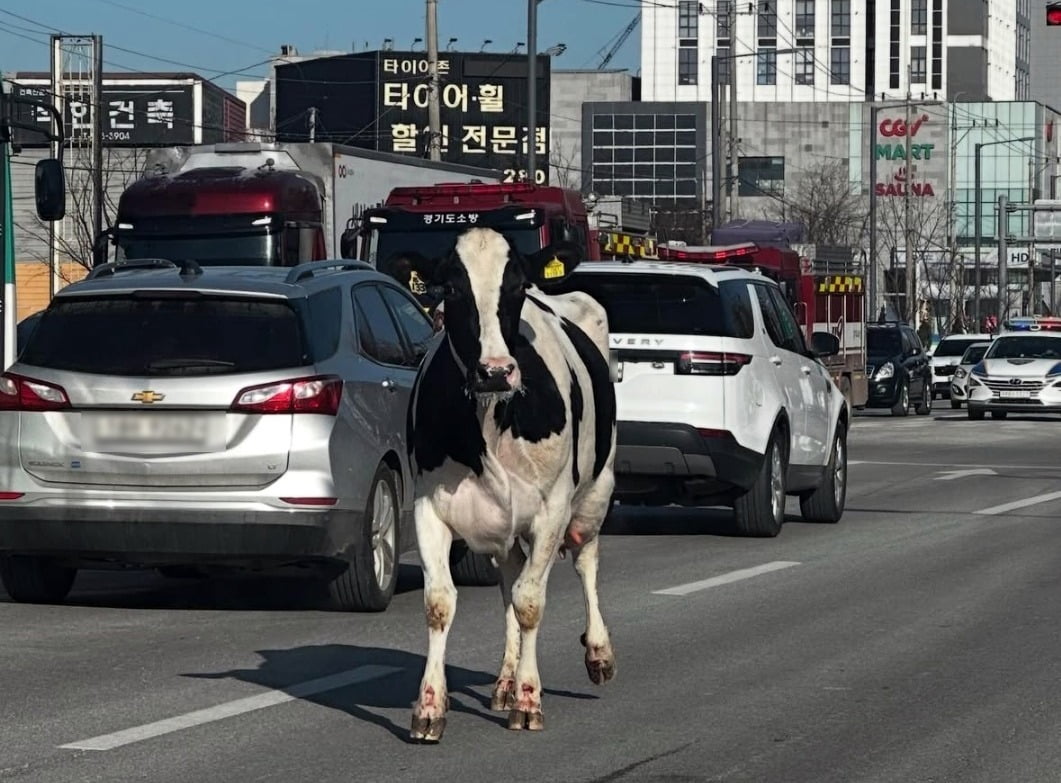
[{"left": 443, "top": 283, "right": 458, "bottom": 298}]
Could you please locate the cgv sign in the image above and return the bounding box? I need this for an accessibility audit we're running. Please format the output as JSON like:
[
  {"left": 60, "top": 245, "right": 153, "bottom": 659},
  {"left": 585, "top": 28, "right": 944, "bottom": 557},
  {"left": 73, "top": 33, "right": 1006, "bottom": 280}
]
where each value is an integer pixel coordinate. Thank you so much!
[{"left": 873, "top": 112, "right": 943, "bottom": 198}]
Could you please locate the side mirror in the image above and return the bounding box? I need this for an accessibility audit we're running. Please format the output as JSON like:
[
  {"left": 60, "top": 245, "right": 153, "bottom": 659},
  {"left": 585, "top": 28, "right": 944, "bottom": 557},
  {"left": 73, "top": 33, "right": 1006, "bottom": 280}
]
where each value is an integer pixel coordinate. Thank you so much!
[
  {"left": 339, "top": 227, "right": 359, "bottom": 259},
  {"left": 810, "top": 331, "right": 840, "bottom": 358},
  {"left": 34, "top": 159, "right": 66, "bottom": 222}
]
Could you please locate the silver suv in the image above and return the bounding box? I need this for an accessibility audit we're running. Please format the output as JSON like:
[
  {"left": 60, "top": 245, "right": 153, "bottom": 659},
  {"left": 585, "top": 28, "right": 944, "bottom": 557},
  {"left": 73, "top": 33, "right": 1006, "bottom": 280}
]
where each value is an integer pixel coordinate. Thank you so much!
[{"left": 0, "top": 258, "right": 494, "bottom": 611}]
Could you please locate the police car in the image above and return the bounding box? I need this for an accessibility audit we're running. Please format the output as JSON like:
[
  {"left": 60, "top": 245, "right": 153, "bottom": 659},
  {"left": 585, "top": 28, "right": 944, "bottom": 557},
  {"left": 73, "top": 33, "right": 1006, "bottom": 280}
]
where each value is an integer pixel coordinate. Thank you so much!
[{"left": 965, "top": 316, "right": 1061, "bottom": 420}]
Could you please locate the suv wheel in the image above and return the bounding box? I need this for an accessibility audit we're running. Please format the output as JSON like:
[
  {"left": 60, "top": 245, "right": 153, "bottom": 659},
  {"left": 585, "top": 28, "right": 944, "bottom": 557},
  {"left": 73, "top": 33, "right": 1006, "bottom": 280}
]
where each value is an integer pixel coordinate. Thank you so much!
[
  {"left": 915, "top": 385, "right": 932, "bottom": 415},
  {"left": 0, "top": 555, "right": 77, "bottom": 604},
  {"left": 733, "top": 430, "right": 787, "bottom": 538},
  {"left": 328, "top": 462, "right": 400, "bottom": 612},
  {"left": 799, "top": 420, "right": 847, "bottom": 523},
  {"left": 450, "top": 543, "right": 500, "bottom": 586},
  {"left": 891, "top": 382, "right": 910, "bottom": 416},
  {"left": 950, "top": 398, "right": 962, "bottom": 409}
]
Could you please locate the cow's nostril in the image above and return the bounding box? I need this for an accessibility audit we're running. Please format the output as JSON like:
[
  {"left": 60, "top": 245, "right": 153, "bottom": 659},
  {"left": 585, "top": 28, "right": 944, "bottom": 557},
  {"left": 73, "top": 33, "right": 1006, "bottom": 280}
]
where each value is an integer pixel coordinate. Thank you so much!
[{"left": 478, "top": 363, "right": 514, "bottom": 379}]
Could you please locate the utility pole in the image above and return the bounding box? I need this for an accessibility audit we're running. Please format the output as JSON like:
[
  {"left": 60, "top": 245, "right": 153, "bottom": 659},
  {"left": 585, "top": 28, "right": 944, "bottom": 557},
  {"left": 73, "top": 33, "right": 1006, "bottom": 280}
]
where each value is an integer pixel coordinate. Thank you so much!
[
  {"left": 726, "top": 0, "right": 738, "bottom": 222},
  {"left": 998, "top": 194, "right": 1009, "bottom": 322},
  {"left": 308, "top": 106, "right": 318, "bottom": 143},
  {"left": 710, "top": 54, "right": 722, "bottom": 231},
  {"left": 526, "top": 0, "right": 539, "bottom": 182},
  {"left": 904, "top": 67, "right": 914, "bottom": 327},
  {"left": 425, "top": 0, "right": 442, "bottom": 161}
]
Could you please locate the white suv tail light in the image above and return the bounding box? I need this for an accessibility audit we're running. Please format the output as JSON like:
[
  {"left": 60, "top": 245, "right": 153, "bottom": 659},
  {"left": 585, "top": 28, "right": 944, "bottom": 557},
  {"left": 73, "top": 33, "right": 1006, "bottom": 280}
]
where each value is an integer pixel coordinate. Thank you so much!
[{"left": 675, "top": 352, "right": 752, "bottom": 376}]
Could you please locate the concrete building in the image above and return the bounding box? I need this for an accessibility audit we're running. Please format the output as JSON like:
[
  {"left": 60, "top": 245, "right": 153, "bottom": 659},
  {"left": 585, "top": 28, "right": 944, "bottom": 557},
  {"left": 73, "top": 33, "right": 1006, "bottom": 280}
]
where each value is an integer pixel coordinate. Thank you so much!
[
  {"left": 640, "top": 0, "right": 1031, "bottom": 104},
  {"left": 548, "top": 70, "right": 635, "bottom": 189}
]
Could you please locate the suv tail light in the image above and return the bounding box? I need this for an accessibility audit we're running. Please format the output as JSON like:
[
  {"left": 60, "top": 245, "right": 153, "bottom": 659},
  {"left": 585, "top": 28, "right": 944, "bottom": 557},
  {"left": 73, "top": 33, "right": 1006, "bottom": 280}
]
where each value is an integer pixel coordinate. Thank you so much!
[
  {"left": 0, "top": 373, "right": 71, "bottom": 411},
  {"left": 675, "top": 352, "right": 752, "bottom": 376},
  {"left": 230, "top": 375, "right": 343, "bottom": 415}
]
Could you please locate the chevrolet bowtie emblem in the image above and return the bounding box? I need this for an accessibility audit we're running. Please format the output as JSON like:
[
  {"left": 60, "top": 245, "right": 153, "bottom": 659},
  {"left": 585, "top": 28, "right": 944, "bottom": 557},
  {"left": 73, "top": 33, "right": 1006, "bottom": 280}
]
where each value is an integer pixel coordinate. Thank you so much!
[{"left": 132, "top": 390, "right": 165, "bottom": 404}]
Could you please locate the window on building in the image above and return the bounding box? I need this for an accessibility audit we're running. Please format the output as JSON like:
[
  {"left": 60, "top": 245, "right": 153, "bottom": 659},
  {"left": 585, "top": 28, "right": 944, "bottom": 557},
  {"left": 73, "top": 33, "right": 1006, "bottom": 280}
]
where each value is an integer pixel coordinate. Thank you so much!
[
  {"left": 738, "top": 156, "right": 785, "bottom": 197},
  {"left": 757, "top": 0, "right": 776, "bottom": 37},
  {"left": 910, "top": 45, "right": 926, "bottom": 83},
  {"left": 795, "top": 48, "right": 815, "bottom": 85},
  {"left": 678, "top": 47, "right": 698, "bottom": 85},
  {"left": 795, "top": 0, "right": 815, "bottom": 35},
  {"left": 831, "top": 0, "right": 850, "bottom": 37},
  {"left": 757, "top": 49, "right": 777, "bottom": 85},
  {"left": 912, "top": 0, "right": 927, "bottom": 35},
  {"left": 830, "top": 46, "right": 850, "bottom": 85},
  {"left": 717, "top": 0, "right": 731, "bottom": 39},
  {"left": 931, "top": 0, "right": 943, "bottom": 89},
  {"left": 679, "top": 0, "right": 699, "bottom": 39},
  {"left": 717, "top": 46, "right": 731, "bottom": 85},
  {"left": 890, "top": 0, "right": 901, "bottom": 89}
]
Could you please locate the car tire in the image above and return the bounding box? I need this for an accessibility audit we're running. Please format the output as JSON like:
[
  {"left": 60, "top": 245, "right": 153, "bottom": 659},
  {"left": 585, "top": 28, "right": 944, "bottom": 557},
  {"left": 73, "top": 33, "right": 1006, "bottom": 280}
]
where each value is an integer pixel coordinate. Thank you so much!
[
  {"left": 991, "top": 410, "right": 1008, "bottom": 420},
  {"left": 915, "top": 385, "right": 932, "bottom": 415},
  {"left": 327, "top": 462, "right": 400, "bottom": 612},
  {"left": 0, "top": 555, "right": 76, "bottom": 604},
  {"left": 449, "top": 543, "right": 500, "bottom": 586},
  {"left": 890, "top": 381, "right": 910, "bottom": 416},
  {"left": 733, "top": 429, "right": 787, "bottom": 538},
  {"left": 799, "top": 420, "right": 847, "bottom": 524},
  {"left": 950, "top": 399, "right": 962, "bottom": 409},
  {"left": 968, "top": 406, "right": 986, "bottom": 421}
]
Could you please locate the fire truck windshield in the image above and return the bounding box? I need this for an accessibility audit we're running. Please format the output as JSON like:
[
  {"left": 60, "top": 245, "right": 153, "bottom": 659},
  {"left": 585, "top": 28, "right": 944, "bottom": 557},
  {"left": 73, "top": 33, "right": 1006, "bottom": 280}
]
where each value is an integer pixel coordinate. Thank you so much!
[
  {"left": 372, "top": 227, "right": 542, "bottom": 270},
  {"left": 116, "top": 229, "right": 280, "bottom": 267}
]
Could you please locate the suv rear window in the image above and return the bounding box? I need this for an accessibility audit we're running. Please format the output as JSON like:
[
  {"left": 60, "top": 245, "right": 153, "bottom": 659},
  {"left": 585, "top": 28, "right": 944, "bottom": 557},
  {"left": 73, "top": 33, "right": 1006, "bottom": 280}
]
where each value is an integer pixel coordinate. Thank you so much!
[
  {"left": 20, "top": 294, "right": 311, "bottom": 376},
  {"left": 867, "top": 328, "right": 902, "bottom": 354},
  {"left": 556, "top": 273, "right": 754, "bottom": 338}
]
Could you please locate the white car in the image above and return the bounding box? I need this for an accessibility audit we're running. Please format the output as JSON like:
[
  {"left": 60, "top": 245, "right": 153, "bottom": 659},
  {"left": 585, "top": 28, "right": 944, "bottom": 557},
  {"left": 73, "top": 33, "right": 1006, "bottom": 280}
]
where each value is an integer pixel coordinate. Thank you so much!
[
  {"left": 948, "top": 341, "right": 991, "bottom": 408},
  {"left": 929, "top": 333, "right": 993, "bottom": 400},
  {"left": 966, "top": 329, "right": 1061, "bottom": 419},
  {"left": 556, "top": 261, "right": 849, "bottom": 538}
]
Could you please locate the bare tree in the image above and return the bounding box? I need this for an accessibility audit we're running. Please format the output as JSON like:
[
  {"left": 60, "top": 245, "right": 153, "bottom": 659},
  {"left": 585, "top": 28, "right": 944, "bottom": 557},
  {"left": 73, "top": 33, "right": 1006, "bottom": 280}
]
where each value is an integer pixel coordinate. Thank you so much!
[
  {"left": 875, "top": 194, "right": 951, "bottom": 328},
  {"left": 16, "top": 147, "right": 150, "bottom": 280},
  {"left": 766, "top": 160, "right": 867, "bottom": 246},
  {"left": 548, "top": 137, "right": 581, "bottom": 191}
]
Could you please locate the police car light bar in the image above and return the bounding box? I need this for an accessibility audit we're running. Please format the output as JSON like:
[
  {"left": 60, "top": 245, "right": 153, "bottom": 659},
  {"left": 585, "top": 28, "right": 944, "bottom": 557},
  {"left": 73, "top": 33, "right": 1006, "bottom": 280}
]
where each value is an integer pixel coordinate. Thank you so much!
[{"left": 1001, "top": 316, "right": 1061, "bottom": 332}]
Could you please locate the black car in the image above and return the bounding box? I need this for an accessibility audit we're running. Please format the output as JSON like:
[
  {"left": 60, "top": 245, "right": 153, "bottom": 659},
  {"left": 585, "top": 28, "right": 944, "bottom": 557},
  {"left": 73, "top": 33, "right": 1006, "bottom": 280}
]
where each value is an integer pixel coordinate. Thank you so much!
[{"left": 865, "top": 322, "right": 933, "bottom": 416}]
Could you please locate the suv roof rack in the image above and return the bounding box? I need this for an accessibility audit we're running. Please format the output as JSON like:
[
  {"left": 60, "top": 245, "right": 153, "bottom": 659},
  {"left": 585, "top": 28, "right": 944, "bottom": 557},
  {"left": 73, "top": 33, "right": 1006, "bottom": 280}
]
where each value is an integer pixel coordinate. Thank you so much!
[
  {"left": 284, "top": 260, "right": 374, "bottom": 284},
  {"left": 86, "top": 258, "right": 204, "bottom": 280}
]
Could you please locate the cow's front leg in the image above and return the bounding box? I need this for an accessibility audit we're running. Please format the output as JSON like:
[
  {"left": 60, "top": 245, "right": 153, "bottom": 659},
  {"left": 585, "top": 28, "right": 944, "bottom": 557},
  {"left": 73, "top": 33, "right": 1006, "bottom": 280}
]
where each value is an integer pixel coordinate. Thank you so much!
[
  {"left": 491, "top": 540, "right": 526, "bottom": 711},
  {"left": 410, "top": 498, "right": 456, "bottom": 743},
  {"left": 508, "top": 523, "right": 563, "bottom": 731}
]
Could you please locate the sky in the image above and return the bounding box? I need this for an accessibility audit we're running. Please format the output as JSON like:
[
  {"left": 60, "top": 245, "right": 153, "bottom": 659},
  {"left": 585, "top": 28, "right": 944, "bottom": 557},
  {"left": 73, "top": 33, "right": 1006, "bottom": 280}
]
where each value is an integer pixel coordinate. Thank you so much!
[{"left": 0, "top": 0, "right": 643, "bottom": 90}]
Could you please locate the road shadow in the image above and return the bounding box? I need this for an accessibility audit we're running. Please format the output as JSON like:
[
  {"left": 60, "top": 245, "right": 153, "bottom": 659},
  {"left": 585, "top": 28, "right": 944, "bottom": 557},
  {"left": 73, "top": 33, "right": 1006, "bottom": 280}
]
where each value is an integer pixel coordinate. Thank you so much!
[
  {"left": 602, "top": 505, "right": 803, "bottom": 537},
  {"left": 0, "top": 563, "right": 427, "bottom": 612},
  {"left": 184, "top": 643, "right": 596, "bottom": 743}
]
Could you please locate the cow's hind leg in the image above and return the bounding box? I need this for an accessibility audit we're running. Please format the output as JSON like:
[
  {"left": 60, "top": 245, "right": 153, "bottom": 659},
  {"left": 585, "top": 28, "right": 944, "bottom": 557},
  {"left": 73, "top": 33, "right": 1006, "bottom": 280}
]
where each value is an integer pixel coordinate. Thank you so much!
[
  {"left": 569, "top": 471, "right": 616, "bottom": 685},
  {"left": 508, "top": 522, "right": 563, "bottom": 731},
  {"left": 491, "top": 540, "right": 526, "bottom": 711},
  {"left": 410, "top": 498, "right": 456, "bottom": 743}
]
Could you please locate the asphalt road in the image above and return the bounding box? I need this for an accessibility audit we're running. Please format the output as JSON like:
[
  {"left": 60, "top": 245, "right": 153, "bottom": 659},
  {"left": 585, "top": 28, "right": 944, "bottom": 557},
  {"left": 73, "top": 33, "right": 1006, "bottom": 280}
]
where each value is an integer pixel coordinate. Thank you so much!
[{"left": 4, "top": 408, "right": 1061, "bottom": 782}]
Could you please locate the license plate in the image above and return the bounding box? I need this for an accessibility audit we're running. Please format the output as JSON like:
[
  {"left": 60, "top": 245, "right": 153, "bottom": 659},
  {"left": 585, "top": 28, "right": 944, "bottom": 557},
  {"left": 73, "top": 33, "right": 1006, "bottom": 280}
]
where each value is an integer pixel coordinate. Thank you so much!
[
  {"left": 84, "top": 413, "right": 222, "bottom": 452},
  {"left": 998, "top": 390, "right": 1032, "bottom": 399}
]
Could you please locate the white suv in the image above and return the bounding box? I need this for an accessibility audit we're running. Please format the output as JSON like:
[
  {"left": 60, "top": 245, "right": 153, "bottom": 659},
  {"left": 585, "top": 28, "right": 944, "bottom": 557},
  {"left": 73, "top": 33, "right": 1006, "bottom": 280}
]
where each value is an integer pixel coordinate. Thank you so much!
[{"left": 557, "top": 261, "right": 849, "bottom": 537}]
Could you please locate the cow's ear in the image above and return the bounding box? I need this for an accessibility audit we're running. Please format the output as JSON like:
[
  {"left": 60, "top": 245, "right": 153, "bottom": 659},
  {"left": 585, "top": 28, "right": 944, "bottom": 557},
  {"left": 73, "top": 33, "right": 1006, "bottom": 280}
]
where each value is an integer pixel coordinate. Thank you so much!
[
  {"left": 378, "top": 250, "right": 441, "bottom": 293},
  {"left": 523, "top": 241, "right": 583, "bottom": 289}
]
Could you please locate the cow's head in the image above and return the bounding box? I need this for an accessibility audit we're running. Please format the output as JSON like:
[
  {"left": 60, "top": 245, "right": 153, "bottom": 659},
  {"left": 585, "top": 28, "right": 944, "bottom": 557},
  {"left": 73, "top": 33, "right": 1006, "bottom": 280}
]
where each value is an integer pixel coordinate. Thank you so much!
[{"left": 409, "top": 227, "right": 581, "bottom": 396}]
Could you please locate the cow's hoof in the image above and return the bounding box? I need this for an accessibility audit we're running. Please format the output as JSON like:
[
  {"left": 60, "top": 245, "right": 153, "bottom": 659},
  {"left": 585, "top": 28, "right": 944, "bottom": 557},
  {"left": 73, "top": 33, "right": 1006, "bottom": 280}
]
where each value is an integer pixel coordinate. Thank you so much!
[
  {"left": 490, "top": 681, "right": 516, "bottom": 711},
  {"left": 586, "top": 655, "right": 616, "bottom": 685},
  {"left": 507, "top": 708, "right": 545, "bottom": 731},
  {"left": 410, "top": 715, "right": 446, "bottom": 743}
]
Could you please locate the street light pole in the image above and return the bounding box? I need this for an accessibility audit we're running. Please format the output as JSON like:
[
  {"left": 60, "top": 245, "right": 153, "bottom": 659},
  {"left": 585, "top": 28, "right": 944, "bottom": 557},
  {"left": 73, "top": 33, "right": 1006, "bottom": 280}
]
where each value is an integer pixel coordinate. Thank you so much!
[{"left": 526, "top": 0, "right": 541, "bottom": 182}]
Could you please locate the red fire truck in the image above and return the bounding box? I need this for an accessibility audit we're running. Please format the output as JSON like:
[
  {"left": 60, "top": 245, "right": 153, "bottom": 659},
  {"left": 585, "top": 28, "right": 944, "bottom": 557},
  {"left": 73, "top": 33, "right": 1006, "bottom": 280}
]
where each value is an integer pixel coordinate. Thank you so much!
[
  {"left": 358, "top": 181, "right": 599, "bottom": 286},
  {"left": 656, "top": 240, "right": 869, "bottom": 409}
]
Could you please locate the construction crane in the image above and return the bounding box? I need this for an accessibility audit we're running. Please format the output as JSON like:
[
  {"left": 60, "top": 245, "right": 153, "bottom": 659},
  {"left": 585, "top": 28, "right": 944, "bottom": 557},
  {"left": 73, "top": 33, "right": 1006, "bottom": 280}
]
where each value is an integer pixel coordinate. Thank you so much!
[{"left": 598, "top": 13, "right": 639, "bottom": 69}]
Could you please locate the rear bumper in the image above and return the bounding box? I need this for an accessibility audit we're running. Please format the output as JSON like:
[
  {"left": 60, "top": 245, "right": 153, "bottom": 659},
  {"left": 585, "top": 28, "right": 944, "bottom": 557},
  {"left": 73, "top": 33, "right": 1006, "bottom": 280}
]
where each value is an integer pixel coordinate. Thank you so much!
[
  {"left": 0, "top": 505, "right": 365, "bottom": 569},
  {"left": 612, "top": 421, "right": 763, "bottom": 503}
]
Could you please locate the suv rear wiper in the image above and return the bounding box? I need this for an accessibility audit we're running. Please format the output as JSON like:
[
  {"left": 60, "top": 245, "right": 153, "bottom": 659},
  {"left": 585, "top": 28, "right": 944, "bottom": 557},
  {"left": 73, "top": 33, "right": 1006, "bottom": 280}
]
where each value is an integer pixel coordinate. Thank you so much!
[{"left": 147, "top": 358, "right": 236, "bottom": 370}]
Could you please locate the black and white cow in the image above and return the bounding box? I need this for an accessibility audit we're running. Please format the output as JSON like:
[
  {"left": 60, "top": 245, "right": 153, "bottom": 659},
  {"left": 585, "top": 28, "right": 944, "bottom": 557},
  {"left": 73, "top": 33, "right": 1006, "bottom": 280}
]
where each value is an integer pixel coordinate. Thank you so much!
[{"left": 403, "top": 227, "right": 617, "bottom": 743}]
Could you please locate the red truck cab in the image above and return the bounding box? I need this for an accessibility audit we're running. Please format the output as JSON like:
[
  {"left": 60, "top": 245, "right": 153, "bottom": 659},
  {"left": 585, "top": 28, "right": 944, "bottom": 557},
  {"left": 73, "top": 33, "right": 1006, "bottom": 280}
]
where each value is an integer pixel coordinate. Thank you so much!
[
  {"left": 359, "top": 182, "right": 596, "bottom": 285},
  {"left": 98, "top": 163, "right": 331, "bottom": 268}
]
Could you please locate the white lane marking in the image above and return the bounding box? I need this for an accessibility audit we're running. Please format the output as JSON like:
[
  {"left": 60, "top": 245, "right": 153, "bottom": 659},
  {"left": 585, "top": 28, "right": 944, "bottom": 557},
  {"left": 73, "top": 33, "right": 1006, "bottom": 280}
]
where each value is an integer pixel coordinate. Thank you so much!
[
  {"left": 60, "top": 664, "right": 401, "bottom": 751},
  {"left": 935, "top": 468, "right": 997, "bottom": 481},
  {"left": 653, "top": 561, "right": 801, "bottom": 596},
  {"left": 974, "top": 491, "right": 1061, "bottom": 517},
  {"left": 849, "top": 459, "right": 1057, "bottom": 471}
]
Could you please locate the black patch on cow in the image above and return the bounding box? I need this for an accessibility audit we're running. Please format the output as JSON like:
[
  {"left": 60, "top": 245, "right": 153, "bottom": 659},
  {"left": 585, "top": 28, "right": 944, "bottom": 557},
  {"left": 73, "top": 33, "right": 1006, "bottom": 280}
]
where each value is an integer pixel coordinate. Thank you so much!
[
  {"left": 525, "top": 294, "right": 555, "bottom": 316},
  {"left": 408, "top": 343, "right": 486, "bottom": 476},
  {"left": 496, "top": 257, "right": 526, "bottom": 346},
  {"left": 436, "top": 254, "right": 482, "bottom": 385},
  {"left": 493, "top": 334, "right": 566, "bottom": 443},
  {"left": 560, "top": 318, "right": 615, "bottom": 479},
  {"left": 568, "top": 363, "right": 583, "bottom": 486}
]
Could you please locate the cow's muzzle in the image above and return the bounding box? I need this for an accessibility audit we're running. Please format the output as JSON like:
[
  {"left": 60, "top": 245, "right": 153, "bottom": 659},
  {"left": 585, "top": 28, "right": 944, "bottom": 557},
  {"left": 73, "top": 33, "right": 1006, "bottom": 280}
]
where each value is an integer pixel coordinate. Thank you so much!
[{"left": 472, "top": 359, "right": 521, "bottom": 393}]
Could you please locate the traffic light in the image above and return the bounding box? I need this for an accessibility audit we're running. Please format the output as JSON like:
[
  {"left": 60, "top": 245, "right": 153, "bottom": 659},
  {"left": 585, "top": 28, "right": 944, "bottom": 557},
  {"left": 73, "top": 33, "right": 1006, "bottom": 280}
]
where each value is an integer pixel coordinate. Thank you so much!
[{"left": 1049, "top": 1, "right": 1061, "bottom": 26}]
